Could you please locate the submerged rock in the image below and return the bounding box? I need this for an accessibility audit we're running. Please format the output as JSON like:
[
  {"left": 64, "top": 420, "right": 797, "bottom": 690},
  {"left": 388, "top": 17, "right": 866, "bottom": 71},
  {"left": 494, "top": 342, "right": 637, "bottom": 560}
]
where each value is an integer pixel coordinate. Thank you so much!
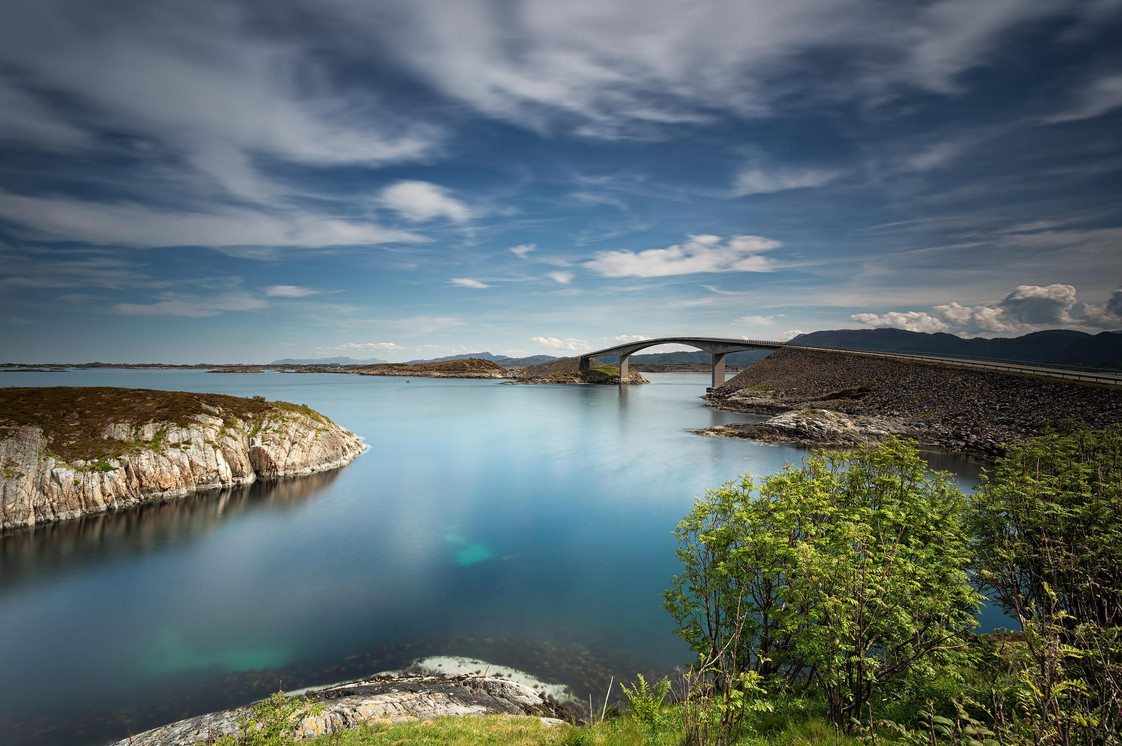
[{"left": 0, "top": 387, "right": 367, "bottom": 531}]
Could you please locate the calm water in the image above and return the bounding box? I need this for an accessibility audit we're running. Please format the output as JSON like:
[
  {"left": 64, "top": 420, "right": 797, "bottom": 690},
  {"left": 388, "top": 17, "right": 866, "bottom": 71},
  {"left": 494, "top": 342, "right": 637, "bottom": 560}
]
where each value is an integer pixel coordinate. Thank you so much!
[{"left": 0, "top": 370, "right": 992, "bottom": 745}]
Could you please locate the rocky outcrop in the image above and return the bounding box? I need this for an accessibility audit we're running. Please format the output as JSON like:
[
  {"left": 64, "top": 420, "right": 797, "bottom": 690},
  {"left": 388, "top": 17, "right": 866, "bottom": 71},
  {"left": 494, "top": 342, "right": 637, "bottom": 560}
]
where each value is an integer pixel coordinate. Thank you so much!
[
  {"left": 697, "top": 408, "right": 908, "bottom": 448},
  {"left": 514, "top": 356, "right": 649, "bottom": 385},
  {"left": 110, "top": 665, "right": 573, "bottom": 746},
  {"left": 0, "top": 387, "right": 367, "bottom": 531},
  {"left": 703, "top": 348, "right": 1122, "bottom": 457}
]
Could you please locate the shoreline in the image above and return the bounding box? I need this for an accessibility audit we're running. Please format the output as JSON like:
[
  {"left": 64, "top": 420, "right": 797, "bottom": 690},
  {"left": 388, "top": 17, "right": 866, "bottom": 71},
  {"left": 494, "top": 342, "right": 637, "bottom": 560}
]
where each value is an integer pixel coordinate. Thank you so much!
[{"left": 701, "top": 347, "right": 1122, "bottom": 458}]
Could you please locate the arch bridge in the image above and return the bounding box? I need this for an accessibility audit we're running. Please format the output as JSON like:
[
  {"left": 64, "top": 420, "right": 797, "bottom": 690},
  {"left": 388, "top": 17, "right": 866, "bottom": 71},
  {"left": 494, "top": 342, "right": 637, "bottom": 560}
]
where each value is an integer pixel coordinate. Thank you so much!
[{"left": 579, "top": 337, "right": 786, "bottom": 388}]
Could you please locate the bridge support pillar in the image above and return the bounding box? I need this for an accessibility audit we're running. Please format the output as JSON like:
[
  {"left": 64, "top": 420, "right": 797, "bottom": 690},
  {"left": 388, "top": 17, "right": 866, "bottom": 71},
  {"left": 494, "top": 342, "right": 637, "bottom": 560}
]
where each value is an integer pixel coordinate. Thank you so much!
[
  {"left": 711, "top": 352, "right": 727, "bottom": 388},
  {"left": 578, "top": 356, "right": 590, "bottom": 372},
  {"left": 619, "top": 353, "right": 630, "bottom": 384}
]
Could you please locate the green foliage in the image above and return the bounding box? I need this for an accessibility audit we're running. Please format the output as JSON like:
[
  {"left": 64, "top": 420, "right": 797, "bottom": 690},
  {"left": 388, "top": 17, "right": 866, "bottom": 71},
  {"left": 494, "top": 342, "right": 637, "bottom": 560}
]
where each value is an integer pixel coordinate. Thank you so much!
[
  {"left": 215, "top": 691, "right": 323, "bottom": 746},
  {"left": 619, "top": 674, "right": 670, "bottom": 731},
  {"left": 970, "top": 427, "right": 1122, "bottom": 743},
  {"left": 252, "top": 395, "right": 268, "bottom": 402},
  {"left": 665, "top": 439, "right": 982, "bottom": 729}
]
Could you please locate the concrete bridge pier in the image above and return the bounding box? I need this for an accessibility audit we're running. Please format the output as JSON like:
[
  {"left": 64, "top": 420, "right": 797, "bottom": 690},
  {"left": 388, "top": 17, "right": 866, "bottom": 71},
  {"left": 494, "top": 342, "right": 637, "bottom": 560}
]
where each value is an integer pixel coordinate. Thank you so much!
[
  {"left": 711, "top": 352, "right": 727, "bottom": 389},
  {"left": 578, "top": 356, "right": 590, "bottom": 372},
  {"left": 619, "top": 353, "right": 630, "bottom": 382}
]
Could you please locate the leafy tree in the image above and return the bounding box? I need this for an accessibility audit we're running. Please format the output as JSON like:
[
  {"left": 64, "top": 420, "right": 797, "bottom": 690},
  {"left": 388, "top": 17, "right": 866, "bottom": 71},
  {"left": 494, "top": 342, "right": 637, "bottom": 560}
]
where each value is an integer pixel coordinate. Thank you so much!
[
  {"left": 971, "top": 427, "right": 1122, "bottom": 743},
  {"left": 665, "top": 439, "right": 982, "bottom": 729}
]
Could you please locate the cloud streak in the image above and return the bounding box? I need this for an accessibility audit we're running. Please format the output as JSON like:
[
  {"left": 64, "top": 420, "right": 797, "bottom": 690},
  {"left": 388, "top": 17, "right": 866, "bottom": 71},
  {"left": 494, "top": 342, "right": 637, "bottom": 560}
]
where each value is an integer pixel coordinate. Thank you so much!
[{"left": 585, "top": 234, "right": 781, "bottom": 278}]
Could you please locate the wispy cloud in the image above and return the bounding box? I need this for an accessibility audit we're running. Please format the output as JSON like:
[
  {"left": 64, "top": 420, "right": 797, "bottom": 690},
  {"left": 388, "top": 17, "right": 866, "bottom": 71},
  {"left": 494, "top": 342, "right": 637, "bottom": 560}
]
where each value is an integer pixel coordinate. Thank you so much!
[
  {"left": 732, "top": 166, "right": 839, "bottom": 196},
  {"left": 509, "top": 243, "right": 536, "bottom": 258},
  {"left": 0, "top": 191, "right": 424, "bottom": 251},
  {"left": 585, "top": 234, "right": 781, "bottom": 278},
  {"left": 265, "top": 285, "right": 320, "bottom": 298},
  {"left": 114, "top": 292, "right": 268, "bottom": 318},
  {"left": 450, "top": 278, "right": 490, "bottom": 288},
  {"left": 1045, "top": 72, "right": 1122, "bottom": 123},
  {"left": 531, "top": 336, "right": 590, "bottom": 351},
  {"left": 547, "top": 271, "right": 574, "bottom": 284}
]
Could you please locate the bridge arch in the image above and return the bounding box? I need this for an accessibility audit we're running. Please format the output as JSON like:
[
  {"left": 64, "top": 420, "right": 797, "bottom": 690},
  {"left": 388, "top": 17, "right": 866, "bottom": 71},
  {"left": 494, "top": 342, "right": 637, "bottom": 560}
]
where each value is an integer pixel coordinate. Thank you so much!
[{"left": 578, "top": 337, "right": 786, "bottom": 388}]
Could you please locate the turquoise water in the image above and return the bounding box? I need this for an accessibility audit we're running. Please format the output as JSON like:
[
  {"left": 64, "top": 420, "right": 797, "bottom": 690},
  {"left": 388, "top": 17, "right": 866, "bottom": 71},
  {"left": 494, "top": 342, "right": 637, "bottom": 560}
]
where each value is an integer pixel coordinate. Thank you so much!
[{"left": 0, "top": 370, "right": 992, "bottom": 745}]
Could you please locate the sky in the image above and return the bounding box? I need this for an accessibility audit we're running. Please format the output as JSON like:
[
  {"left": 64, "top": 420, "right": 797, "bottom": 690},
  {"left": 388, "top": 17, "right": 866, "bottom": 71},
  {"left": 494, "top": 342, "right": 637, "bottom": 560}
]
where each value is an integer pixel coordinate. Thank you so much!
[{"left": 1, "top": 0, "right": 1121, "bottom": 364}]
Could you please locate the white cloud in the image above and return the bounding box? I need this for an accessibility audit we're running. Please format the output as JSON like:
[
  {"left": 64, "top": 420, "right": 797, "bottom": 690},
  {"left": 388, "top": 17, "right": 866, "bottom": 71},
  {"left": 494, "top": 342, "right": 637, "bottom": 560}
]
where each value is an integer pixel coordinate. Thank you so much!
[
  {"left": 1046, "top": 72, "right": 1122, "bottom": 123},
  {"left": 114, "top": 292, "right": 268, "bottom": 318},
  {"left": 328, "top": 342, "right": 406, "bottom": 352},
  {"left": 531, "top": 336, "right": 590, "bottom": 351},
  {"left": 1084, "top": 288, "right": 1122, "bottom": 327},
  {"left": 609, "top": 334, "right": 651, "bottom": 343},
  {"left": 547, "top": 271, "right": 574, "bottom": 284},
  {"left": 585, "top": 234, "right": 781, "bottom": 278},
  {"left": 265, "top": 285, "right": 319, "bottom": 298},
  {"left": 0, "top": 1, "right": 440, "bottom": 197},
  {"left": 379, "top": 181, "right": 472, "bottom": 223},
  {"left": 320, "top": 0, "right": 1089, "bottom": 138},
  {"left": 0, "top": 190, "right": 424, "bottom": 250},
  {"left": 450, "top": 278, "right": 490, "bottom": 288},
  {"left": 780, "top": 329, "right": 807, "bottom": 340},
  {"left": 509, "top": 243, "right": 536, "bottom": 259},
  {"left": 736, "top": 315, "right": 775, "bottom": 326},
  {"left": 732, "top": 167, "right": 838, "bottom": 196},
  {"left": 851, "top": 311, "right": 951, "bottom": 333},
  {"left": 853, "top": 284, "right": 1122, "bottom": 336}
]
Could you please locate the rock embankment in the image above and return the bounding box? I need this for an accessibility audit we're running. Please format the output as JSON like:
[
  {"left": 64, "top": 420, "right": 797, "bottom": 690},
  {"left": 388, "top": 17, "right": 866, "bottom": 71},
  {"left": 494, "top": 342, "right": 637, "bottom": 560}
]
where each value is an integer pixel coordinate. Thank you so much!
[
  {"left": 111, "top": 665, "right": 573, "bottom": 746},
  {"left": 702, "top": 348, "right": 1122, "bottom": 456},
  {"left": 0, "top": 387, "right": 367, "bottom": 531}
]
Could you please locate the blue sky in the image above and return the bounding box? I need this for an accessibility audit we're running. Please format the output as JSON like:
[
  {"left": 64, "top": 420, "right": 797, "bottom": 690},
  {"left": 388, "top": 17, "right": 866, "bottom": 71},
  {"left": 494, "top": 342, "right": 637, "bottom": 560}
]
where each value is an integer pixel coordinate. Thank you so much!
[{"left": 1, "top": 0, "right": 1121, "bottom": 363}]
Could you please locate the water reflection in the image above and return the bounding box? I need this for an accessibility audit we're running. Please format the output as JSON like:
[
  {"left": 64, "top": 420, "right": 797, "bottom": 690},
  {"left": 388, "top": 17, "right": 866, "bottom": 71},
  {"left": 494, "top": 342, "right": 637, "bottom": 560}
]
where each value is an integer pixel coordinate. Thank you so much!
[{"left": 0, "top": 470, "right": 342, "bottom": 591}]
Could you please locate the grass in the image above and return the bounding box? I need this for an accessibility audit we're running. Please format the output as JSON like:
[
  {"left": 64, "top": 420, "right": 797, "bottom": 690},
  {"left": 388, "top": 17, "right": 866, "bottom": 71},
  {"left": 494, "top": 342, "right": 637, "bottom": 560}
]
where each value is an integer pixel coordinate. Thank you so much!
[
  {"left": 302, "top": 701, "right": 869, "bottom": 746},
  {"left": 0, "top": 387, "right": 329, "bottom": 464},
  {"left": 549, "top": 365, "right": 622, "bottom": 382}
]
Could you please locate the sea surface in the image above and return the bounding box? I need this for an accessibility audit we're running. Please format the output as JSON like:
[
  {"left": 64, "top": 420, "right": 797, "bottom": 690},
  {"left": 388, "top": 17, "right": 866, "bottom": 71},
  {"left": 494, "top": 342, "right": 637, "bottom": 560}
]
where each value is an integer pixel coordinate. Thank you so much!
[{"left": 0, "top": 370, "right": 995, "bottom": 745}]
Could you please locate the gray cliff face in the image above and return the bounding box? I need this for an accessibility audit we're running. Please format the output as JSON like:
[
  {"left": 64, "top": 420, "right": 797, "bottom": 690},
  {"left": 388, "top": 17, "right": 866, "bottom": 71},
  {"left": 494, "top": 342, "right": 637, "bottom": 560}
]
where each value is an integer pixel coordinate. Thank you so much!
[{"left": 0, "top": 410, "right": 367, "bottom": 532}]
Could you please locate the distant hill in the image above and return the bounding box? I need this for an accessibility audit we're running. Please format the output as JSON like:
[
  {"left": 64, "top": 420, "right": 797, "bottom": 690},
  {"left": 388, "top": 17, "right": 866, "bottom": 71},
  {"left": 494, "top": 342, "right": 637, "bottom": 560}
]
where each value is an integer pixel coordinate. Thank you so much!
[
  {"left": 789, "top": 329, "right": 1122, "bottom": 369},
  {"left": 271, "top": 356, "right": 386, "bottom": 365}
]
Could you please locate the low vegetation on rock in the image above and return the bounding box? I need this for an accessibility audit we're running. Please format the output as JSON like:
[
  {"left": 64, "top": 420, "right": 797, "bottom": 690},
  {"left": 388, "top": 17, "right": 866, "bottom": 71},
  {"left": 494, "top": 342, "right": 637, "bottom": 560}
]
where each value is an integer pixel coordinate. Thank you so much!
[{"left": 0, "top": 387, "right": 365, "bottom": 531}]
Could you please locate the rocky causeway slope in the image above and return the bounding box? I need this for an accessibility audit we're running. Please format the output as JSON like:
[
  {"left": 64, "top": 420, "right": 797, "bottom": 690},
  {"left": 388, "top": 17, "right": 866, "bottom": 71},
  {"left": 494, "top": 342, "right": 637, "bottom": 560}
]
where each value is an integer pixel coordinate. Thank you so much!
[
  {"left": 703, "top": 348, "right": 1122, "bottom": 457},
  {"left": 0, "top": 387, "right": 367, "bottom": 531}
]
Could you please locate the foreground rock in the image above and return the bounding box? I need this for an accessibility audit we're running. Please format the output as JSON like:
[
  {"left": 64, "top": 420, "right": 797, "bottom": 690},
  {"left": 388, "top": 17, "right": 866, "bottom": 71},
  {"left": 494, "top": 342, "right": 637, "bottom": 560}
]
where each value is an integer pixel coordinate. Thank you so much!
[
  {"left": 0, "top": 387, "right": 367, "bottom": 531},
  {"left": 110, "top": 662, "right": 574, "bottom": 746},
  {"left": 703, "top": 348, "right": 1122, "bottom": 457}
]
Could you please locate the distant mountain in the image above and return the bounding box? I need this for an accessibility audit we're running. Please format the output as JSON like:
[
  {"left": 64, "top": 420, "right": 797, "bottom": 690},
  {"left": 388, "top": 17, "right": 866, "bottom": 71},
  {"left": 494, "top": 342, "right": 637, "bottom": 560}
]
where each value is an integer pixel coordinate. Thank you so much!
[
  {"left": 270, "top": 356, "right": 386, "bottom": 365},
  {"left": 788, "top": 329, "right": 1122, "bottom": 369}
]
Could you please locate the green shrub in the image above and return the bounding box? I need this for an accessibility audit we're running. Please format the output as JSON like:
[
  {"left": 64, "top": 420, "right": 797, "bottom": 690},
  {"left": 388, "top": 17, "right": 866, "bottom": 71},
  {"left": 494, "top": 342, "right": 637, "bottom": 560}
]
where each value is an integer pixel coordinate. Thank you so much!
[{"left": 665, "top": 439, "right": 982, "bottom": 729}]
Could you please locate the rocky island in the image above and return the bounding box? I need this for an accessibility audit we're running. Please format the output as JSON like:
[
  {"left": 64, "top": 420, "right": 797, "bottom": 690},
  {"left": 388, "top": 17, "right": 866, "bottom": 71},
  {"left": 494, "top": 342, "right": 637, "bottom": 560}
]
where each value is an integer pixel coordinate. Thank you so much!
[
  {"left": 0, "top": 387, "right": 367, "bottom": 531},
  {"left": 702, "top": 347, "right": 1122, "bottom": 457},
  {"left": 513, "top": 357, "right": 649, "bottom": 385}
]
